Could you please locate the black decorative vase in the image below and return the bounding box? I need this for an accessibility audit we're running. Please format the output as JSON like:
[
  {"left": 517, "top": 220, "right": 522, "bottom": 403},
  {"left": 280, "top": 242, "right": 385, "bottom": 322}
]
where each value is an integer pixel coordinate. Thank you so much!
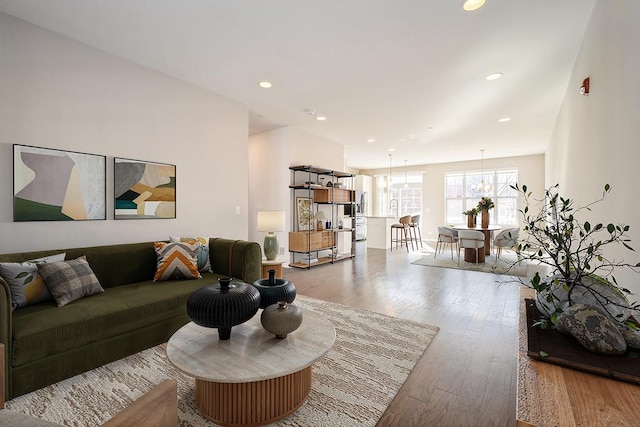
[
  {"left": 252, "top": 269, "right": 296, "bottom": 309},
  {"left": 186, "top": 277, "right": 261, "bottom": 340}
]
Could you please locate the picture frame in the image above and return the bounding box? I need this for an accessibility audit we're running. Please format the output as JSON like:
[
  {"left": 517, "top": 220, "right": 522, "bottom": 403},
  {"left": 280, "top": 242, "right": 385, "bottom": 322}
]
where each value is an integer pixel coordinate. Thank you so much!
[
  {"left": 114, "top": 157, "right": 176, "bottom": 219},
  {"left": 296, "top": 197, "right": 313, "bottom": 231},
  {"left": 13, "top": 144, "right": 106, "bottom": 222}
]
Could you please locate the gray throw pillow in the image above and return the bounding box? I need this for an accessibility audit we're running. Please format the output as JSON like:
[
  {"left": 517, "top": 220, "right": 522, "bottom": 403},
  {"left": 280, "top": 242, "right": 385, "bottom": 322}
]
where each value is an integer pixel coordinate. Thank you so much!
[
  {"left": 37, "top": 255, "right": 104, "bottom": 307},
  {"left": 0, "top": 253, "right": 66, "bottom": 310}
]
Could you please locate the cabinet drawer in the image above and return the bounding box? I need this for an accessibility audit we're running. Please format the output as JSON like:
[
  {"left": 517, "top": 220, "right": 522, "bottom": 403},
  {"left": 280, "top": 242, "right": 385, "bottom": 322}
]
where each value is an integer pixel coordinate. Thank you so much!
[
  {"left": 289, "top": 232, "right": 323, "bottom": 251},
  {"left": 289, "top": 231, "right": 335, "bottom": 251}
]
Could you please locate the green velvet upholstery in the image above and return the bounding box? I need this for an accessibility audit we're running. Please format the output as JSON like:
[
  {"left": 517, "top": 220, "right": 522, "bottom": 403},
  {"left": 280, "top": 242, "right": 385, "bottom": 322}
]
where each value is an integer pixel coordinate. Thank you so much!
[{"left": 0, "top": 238, "right": 262, "bottom": 399}]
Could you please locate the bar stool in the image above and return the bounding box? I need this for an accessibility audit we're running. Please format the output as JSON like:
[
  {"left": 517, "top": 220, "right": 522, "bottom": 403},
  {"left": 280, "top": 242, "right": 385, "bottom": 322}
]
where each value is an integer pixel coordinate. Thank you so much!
[
  {"left": 390, "top": 215, "right": 413, "bottom": 252},
  {"left": 409, "top": 215, "right": 423, "bottom": 249}
]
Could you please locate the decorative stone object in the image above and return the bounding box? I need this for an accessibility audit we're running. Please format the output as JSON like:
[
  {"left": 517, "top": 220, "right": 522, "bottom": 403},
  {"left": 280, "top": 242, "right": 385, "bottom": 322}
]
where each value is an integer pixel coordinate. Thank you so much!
[
  {"left": 619, "top": 324, "right": 640, "bottom": 350},
  {"left": 187, "top": 277, "right": 261, "bottom": 340},
  {"left": 261, "top": 301, "right": 303, "bottom": 339},
  {"left": 252, "top": 269, "right": 296, "bottom": 309},
  {"left": 536, "top": 275, "right": 631, "bottom": 323},
  {"left": 556, "top": 304, "right": 627, "bottom": 355}
]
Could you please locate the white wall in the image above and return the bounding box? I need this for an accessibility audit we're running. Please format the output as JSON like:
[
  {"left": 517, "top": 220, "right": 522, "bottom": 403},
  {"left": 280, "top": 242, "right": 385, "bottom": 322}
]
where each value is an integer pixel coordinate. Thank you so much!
[
  {"left": 248, "top": 127, "right": 344, "bottom": 257},
  {"left": 360, "top": 154, "right": 545, "bottom": 242},
  {"left": 0, "top": 13, "right": 250, "bottom": 253},
  {"left": 547, "top": 0, "right": 640, "bottom": 297}
]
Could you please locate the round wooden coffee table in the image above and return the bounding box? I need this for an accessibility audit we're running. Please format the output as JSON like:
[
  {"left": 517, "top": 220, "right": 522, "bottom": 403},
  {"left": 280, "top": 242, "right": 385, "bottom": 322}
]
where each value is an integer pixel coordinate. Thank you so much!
[{"left": 166, "top": 309, "right": 335, "bottom": 427}]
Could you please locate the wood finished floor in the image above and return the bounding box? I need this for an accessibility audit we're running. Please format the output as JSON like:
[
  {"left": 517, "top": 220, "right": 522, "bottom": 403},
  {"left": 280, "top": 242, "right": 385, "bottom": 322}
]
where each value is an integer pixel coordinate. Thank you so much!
[{"left": 283, "top": 242, "right": 520, "bottom": 427}]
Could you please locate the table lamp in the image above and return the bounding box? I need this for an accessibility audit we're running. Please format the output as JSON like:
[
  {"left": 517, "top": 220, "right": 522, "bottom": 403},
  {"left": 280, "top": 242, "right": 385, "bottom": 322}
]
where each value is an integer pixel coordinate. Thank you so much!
[
  {"left": 257, "top": 210, "right": 286, "bottom": 260},
  {"left": 314, "top": 210, "right": 326, "bottom": 231}
]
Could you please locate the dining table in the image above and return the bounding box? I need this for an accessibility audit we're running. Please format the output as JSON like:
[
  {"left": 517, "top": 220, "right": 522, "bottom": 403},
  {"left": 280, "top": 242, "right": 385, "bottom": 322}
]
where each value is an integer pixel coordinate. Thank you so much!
[{"left": 454, "top": 224, "right": 502, "bottom": 263}]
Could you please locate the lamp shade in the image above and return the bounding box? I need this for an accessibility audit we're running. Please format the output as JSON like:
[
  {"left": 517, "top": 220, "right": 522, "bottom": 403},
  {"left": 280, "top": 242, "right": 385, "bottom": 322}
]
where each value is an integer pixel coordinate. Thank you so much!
[
  {"left": 313, "top": 211, "right": 326, "bottom": 221},
  {"left": 257, "top": 210, "right": 285, "bottom": 232}
]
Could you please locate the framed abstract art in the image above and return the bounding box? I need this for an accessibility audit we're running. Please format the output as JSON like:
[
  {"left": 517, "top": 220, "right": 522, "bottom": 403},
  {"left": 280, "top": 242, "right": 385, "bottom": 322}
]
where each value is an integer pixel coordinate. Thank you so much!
[
  {"left": 13, "top": 144, "right": 106, "bottom": 221},
  {"left": 114, "top": 158, "right": 176, "bottom": 219}
]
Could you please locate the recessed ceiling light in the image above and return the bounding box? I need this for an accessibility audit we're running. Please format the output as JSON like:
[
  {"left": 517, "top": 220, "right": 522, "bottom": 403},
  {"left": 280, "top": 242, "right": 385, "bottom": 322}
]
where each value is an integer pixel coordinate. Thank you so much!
[
  {"left": 388, "top": 148, "right": 396, "bottom": 152},
  {"left": 462, "top": 0, "right": 486, "bottom": 12},
  {"left": 498, "top": 117, "right": 511, "bottom": 122},
  {"left": 367, "top": 139, "right": 375, "bottom": 143},
  {"left": 259, "top": 81, "right": 272, "bottom": 89},
  {"left": 316, "top": 116, "right": 327, "bottom": 121},
  {"left": 486, "top": 72, "right": 503, "bottom": 81}
]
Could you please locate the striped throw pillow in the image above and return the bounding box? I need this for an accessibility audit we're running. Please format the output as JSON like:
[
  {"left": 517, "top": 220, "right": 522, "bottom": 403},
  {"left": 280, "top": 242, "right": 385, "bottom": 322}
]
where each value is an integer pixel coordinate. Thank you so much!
[{"left": 153, "top": 241, "right": 201, "bottom": 282}]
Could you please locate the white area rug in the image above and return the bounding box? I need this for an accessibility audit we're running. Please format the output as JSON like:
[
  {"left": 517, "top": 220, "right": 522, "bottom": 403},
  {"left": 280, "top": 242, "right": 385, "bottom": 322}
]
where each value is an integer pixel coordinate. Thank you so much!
[
  {"left": 412, "top": 250, "right": 529, "bottom": 277},
  {"left": 6, "top": 295, "right": 439, "bottom": 426}
]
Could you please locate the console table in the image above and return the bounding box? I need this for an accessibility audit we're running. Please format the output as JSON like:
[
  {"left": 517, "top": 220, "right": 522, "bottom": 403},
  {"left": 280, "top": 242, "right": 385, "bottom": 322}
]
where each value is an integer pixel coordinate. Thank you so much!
[{"left": 517, "top": 287, "right": 640, "bottom": 426}]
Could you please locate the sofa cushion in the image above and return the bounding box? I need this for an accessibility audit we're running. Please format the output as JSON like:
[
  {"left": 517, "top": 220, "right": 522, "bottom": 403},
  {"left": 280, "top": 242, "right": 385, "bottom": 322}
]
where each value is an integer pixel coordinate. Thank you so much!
[
  {"left": 153, "top": 242, "right": 201, "bottom": 281},
  {"left": 169, "top": 236, "right": 212, "bottom": 273},
  {"left": 10, "top": 274, "right": 222, "bottom": 367},
  {"left": 0, "top": 253, "right": 66, "bottom": 310},
  {"left": 37, "top": 256, "right": 105, "bottom": 307}
]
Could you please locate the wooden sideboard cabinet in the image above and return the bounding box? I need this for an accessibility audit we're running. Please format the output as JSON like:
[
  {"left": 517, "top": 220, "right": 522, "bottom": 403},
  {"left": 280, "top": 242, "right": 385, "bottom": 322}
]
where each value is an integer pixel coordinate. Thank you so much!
[{"left": 289, "top": 231, "right": 335, "bottom": 252}]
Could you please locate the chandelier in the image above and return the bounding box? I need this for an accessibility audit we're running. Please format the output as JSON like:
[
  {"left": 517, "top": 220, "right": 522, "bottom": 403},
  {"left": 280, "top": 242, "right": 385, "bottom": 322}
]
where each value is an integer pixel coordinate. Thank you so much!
[{"left": 471, "top": 149, "right": 493, "bottom": 194}]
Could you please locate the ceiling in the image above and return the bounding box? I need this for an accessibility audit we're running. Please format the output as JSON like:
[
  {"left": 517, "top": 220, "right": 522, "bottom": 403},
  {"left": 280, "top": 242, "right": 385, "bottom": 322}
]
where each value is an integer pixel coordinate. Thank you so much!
[{"left": 0, "top": 0, "right": 595, "bottom": 170}]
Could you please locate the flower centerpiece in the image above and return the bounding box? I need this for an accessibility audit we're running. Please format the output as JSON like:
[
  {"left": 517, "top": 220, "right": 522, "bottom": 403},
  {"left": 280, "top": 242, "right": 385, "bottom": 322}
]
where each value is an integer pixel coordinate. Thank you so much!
[
  {"left": 476, "top": 196, "right": 494, "bottom": 227},
  {"left": 462, "top": 207, "right": 478, "bottom": 228}
]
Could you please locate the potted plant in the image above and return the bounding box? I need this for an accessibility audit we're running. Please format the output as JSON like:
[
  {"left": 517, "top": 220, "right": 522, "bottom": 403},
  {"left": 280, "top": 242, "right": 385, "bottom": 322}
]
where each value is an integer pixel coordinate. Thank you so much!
[
  {"left": 462, "top": 207, "right": 478, "bottom": 228},
  {"left": 476, "top": 196, "right": 495, "bottom": 227},
  {"left": 512, "top": 183, "right": 640, "bottom": 335}
]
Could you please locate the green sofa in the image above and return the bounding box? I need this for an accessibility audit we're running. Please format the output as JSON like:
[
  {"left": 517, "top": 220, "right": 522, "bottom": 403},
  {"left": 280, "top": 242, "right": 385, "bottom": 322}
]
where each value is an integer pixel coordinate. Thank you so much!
[{"left": 0, "top": 238, "right": 262, "bottom": 400}]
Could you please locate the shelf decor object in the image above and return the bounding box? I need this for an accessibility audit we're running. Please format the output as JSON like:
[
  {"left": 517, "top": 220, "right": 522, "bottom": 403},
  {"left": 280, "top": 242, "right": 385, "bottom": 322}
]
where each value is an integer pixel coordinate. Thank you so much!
[
  {"left": 257, "top": 210, "right": 286, "bottom": 260},
  {"left": 13, "top": 144, "right": 106, "bottom": 222},
  {"left": 296, "top": 197, "right": 313, "bottom": 231}
]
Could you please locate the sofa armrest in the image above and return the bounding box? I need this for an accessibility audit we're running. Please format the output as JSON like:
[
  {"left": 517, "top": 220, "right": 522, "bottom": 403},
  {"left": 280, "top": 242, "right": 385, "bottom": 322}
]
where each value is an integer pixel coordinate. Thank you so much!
[
  {"left": 209, "top": 238, "right": 262, "bottom": 284},
  {"left": 0, "top": 279, "right": 11, "bottom": 402}
]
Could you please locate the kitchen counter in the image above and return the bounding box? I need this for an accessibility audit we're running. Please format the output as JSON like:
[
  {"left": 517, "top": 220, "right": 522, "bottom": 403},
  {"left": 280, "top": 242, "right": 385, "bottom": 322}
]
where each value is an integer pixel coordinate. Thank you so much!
[{"left": 366, "top": 216, "right": 398, "bottom": 249}]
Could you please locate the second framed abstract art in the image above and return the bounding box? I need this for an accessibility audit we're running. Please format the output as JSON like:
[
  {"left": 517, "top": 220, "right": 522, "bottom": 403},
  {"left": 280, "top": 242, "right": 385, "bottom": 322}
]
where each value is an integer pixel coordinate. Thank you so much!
[{"left": 114, "top": 158, "right": 176, "bottom": 219}]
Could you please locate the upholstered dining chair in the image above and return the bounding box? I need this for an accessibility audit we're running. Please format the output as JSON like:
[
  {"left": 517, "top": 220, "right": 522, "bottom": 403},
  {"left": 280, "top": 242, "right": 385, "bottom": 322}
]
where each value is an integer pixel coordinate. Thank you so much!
[
  {"left": 493, "top": 227, "right": 520, "bottom": 264},
  {"left": 457, "top": 230, "right": 485, "bottom": 267},
  {"left": 390, "top": 215, "right": 413, "bottom": 252},
  {"left": 409, "top": 215, "right": 423, "bottom": 249},
  {"left": 434, "top": 226, "right": 458, "bottom": 260}
]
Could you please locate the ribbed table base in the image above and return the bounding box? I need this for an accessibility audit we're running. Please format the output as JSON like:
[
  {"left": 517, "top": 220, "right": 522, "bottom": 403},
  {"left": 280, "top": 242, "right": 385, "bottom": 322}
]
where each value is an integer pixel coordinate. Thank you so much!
[{"left": 195, "top": 366, "right": 313, "bottom": 427}]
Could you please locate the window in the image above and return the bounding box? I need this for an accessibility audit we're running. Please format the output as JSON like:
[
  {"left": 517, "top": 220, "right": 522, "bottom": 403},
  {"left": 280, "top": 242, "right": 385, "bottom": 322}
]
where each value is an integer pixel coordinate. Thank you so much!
[
  {"left": 445, "top": 169, "right": 518, "bottom": 225},
  {"left": 376, "top": 173, "right": 422, "bottom": 217}
]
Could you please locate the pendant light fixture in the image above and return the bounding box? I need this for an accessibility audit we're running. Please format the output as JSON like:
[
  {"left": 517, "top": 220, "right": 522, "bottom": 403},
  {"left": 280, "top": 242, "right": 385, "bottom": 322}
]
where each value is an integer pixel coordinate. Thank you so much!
[{"left": 471, "top": 149, "right": 493, "bottom": 194}]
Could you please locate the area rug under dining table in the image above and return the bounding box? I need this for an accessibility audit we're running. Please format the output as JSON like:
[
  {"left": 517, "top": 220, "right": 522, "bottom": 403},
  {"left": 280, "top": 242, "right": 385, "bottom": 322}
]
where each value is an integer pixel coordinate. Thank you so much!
[
  {"left": 6, "top": 295, "right": 439, "bottom": 426},
  {"left": 412, "top": 250, "right": 529, "bottom": 277}
]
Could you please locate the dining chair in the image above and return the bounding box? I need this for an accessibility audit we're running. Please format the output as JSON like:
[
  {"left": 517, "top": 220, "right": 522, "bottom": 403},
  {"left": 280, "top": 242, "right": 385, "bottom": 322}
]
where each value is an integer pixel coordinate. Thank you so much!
[
  {"left": 457, "top": 230, "right": 485, "bottom": 267},
  {"left": 390, "top": 215, "right": 413, "bottom": 252},
  {"left": 434, "top": 226, "right": 458, "bottom": 260},
  {"left": 493, "top": 227, "right": 520, "bottom": 264}
]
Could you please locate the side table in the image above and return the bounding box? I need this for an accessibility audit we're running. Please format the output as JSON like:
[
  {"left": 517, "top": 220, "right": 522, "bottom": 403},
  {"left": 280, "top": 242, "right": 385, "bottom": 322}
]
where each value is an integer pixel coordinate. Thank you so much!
[{"left": 262, "top": 259, "right": 284, "bottom": 279}]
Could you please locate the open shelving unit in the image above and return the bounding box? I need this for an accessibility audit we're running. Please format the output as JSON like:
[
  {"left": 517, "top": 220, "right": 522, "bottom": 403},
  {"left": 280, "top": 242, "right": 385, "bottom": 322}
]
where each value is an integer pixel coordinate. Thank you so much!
[{"left": 289, "top": 165, "right": 355, "bottom": 269}]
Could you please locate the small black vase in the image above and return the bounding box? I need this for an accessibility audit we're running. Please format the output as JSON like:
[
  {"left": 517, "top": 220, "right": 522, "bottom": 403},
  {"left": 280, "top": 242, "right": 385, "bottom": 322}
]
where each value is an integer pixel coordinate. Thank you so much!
[
  {"left": 252, "top": 269, "right": 296, "bottom": 309},
  {"left": 186, "top": 277, "right": 261, "bottom": 340}
]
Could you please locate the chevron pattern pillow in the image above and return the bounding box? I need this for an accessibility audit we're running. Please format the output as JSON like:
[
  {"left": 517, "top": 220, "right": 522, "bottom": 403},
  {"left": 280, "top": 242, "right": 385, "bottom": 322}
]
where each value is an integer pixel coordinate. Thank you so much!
[
  {"left": 169, "top": 236, "right": 212, "bottom": 273},
  {"left": 153, "top": 241, "right": 201, "bottom": 282}
]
